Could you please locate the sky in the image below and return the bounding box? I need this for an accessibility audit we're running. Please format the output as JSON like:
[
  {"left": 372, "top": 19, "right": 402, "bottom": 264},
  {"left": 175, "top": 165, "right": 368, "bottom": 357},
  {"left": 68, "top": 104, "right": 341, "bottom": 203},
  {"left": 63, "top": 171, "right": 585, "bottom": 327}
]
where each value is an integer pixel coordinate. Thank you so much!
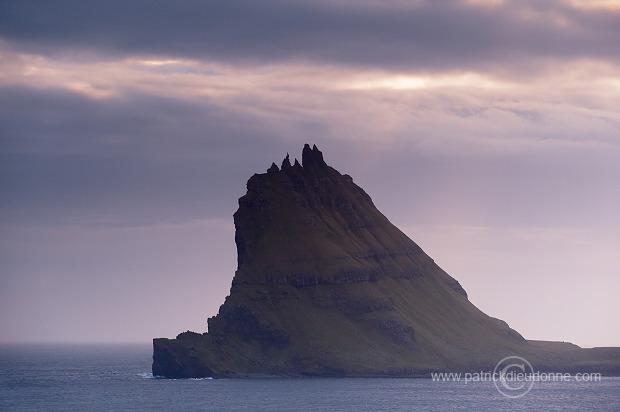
[{"left": 0, "top": 0, "right": 619, "bottom": 346}]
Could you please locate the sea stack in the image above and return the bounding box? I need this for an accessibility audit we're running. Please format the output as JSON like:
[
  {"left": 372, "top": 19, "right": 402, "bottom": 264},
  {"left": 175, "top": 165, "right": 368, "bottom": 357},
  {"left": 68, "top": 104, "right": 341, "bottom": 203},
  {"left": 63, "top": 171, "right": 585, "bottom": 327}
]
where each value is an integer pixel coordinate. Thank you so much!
[{"left": 153, "top": 144, "right": 620, "bottom": 378}]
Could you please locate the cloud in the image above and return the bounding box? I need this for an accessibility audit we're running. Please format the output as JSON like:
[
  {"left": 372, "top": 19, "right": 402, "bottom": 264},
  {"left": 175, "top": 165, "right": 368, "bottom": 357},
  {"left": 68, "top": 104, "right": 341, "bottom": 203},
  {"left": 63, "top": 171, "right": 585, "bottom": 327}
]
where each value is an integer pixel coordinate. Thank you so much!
[
  {"left": 0, "top": 84, "right": 291, "bottom": 227},
  {"left": 1, "top": 51, "right": 618, "bottom": 229},
  {"left": 1, "top": 0, "right": 619, "bottom": 74}
]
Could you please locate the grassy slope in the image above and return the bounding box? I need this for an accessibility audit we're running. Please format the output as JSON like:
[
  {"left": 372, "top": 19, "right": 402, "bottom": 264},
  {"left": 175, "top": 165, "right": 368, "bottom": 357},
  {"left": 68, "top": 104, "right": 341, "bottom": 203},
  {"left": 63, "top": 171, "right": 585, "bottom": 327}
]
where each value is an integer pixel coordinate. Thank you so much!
[{"left": 153, "top": 148, "right": 620, "bottom": 377}]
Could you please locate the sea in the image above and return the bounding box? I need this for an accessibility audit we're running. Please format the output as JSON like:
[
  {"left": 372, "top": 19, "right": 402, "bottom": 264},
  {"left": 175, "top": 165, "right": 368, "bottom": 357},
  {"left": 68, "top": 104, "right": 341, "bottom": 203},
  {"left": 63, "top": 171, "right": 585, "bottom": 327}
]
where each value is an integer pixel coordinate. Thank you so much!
[{"left": 1, "top": 343, "right": 618, "bottom": 411}]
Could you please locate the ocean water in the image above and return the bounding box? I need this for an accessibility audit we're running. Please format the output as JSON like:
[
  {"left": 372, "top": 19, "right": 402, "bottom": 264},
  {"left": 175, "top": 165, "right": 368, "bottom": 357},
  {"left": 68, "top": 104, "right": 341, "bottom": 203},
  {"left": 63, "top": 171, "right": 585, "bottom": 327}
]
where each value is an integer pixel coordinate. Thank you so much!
[{"left": 1, "top": 344, "right": 619, "bottom": 411}]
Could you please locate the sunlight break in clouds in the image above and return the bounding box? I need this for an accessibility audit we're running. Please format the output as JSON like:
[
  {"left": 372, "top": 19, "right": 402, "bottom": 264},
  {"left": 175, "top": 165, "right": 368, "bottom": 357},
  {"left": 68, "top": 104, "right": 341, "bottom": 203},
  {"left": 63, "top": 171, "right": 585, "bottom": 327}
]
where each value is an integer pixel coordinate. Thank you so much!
[
  {"left": 2, "top": 48, "right": 619, "bottom": 172},
  {"left": 343, "top": 72, "right": 509, "bottom": 90},
  {"left": 135, "top": 59, "right": 187, "bottom": 66},
  {"left": 569, "top": 0, "right": 620, "bottom": 9}
]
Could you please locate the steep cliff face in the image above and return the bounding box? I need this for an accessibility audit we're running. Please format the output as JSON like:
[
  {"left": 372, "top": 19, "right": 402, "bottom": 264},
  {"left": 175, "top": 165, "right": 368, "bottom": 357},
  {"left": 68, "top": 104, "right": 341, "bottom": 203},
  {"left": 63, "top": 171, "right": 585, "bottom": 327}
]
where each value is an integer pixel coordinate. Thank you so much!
[{"left": 153, "top": 144, "right": 620, "bottom": 378}]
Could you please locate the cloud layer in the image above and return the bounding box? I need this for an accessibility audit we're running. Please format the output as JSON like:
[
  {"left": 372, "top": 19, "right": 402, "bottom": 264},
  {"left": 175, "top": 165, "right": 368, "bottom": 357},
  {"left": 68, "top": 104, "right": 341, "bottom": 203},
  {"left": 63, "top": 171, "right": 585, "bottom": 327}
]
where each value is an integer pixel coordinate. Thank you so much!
[{"left": 2, "top": 0, "right": 620, "bottom": 73}]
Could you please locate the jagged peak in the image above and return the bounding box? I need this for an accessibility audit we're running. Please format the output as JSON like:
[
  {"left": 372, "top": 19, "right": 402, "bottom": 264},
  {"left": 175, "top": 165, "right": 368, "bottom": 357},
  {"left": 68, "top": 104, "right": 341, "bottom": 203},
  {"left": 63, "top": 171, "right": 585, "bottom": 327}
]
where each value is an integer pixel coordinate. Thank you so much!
[
  {"left": 269, "top": 145, "right": 327, "bottom": 175},
  {"left": 281, "top": 153, "right": 292, "bottom": 170},
  {"left": 302, "top": 143, "right": 327, "bottom": 169},
  {"left": 267, "top": 162, "right": 279, "bottom": 174}
]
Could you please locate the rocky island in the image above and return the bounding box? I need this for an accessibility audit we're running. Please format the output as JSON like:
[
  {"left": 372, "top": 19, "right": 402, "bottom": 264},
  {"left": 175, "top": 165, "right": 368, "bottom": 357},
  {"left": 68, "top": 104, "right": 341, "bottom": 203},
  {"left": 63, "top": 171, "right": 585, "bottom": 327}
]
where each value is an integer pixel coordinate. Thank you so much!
[{"left": 153, "top": 144, "right": 620, "bottom": 378}]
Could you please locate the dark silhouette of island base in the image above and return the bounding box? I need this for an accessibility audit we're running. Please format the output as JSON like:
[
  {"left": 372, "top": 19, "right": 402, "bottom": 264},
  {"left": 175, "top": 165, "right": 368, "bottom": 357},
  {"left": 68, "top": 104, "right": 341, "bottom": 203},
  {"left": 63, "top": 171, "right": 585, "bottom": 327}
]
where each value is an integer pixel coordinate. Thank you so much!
[{"left": 153, "top": 144, "right": 620, "bottom": 378}]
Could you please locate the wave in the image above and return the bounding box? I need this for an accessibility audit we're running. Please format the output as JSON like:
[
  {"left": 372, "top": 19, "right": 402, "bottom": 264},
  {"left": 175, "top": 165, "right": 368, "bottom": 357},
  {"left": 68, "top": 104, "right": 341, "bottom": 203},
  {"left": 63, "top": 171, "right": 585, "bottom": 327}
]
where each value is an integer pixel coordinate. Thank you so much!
[{"left": 138, "top": 372, "right": 213, "bottom": 380}]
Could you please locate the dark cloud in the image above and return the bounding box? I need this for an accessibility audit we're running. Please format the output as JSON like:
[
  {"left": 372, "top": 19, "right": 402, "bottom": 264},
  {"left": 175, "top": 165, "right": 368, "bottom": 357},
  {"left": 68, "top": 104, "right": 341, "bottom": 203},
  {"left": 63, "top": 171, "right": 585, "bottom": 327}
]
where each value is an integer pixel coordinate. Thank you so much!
[
  {"left": 1, "top": 0, "right": 619, "bottom": 72},
  {"left": 0, "top": 85, "right": 286, "bottom": 227}
]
